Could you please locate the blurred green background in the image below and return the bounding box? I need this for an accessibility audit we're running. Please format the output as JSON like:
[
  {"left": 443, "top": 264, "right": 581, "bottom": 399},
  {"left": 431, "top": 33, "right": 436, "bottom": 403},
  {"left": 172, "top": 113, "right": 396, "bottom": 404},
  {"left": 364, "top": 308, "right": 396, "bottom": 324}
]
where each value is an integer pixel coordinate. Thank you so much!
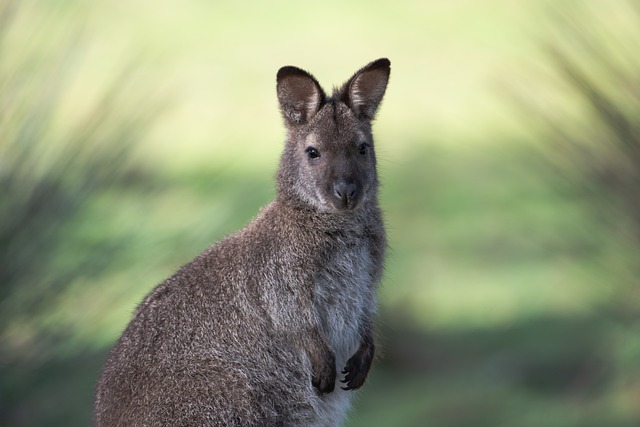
[{"left": 2, "top": 0, "right": 639, "bottom": 425}]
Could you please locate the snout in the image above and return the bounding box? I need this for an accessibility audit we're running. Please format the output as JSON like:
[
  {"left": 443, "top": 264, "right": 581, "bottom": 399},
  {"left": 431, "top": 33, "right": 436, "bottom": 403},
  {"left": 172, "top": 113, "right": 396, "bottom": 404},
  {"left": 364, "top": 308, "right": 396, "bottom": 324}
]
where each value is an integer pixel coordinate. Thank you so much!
[{"left": 332, "top": 180, "right": 360, "bottom": 210}]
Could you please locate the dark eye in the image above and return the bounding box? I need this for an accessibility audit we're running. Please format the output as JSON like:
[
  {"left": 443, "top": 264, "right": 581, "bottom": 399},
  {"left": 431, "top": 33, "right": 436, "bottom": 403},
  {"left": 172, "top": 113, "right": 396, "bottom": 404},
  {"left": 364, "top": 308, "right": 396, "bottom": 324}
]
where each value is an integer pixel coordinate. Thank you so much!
[
  {"left": 305, "top": 146, "right": 320, "bottom": 159},
  {"left": 358, "top": 143, "right": 370, "bottom": 155}
]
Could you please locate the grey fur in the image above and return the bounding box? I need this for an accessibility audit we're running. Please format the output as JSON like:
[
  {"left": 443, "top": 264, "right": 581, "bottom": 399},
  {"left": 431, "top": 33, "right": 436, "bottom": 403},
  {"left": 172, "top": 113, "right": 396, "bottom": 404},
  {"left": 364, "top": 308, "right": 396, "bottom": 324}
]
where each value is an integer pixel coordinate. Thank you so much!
[{"left": 94, "top": 58, "right": 390, "bottom": 427}]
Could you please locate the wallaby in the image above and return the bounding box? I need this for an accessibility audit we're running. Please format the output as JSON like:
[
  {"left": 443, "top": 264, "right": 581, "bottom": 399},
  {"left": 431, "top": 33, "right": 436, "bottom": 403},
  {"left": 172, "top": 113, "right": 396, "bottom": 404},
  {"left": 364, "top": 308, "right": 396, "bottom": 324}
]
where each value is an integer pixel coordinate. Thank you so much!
[{"left": 94, "top": 58, "right": 390, "bottom": 427}]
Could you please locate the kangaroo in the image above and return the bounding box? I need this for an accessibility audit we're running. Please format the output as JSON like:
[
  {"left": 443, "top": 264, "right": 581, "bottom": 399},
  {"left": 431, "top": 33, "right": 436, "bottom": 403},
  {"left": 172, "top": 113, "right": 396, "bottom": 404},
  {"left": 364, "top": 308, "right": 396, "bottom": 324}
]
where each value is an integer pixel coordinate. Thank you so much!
[{"left": 94, "top": 58, "right": 390, "bottom": 427}]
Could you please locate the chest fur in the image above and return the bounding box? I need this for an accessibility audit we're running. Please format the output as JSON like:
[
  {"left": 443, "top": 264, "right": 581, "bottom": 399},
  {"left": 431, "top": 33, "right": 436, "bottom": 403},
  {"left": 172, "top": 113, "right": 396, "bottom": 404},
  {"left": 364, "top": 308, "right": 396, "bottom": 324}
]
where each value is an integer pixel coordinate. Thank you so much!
[{"left": 314, "top": 235, "right": 376, "bottom": 364}]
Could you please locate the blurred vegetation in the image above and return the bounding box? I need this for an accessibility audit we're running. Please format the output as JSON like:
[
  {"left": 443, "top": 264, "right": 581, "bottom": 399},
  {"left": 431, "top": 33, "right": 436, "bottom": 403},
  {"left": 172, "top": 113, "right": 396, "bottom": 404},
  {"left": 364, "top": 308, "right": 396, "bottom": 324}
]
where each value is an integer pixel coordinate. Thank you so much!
[
  {"left": 1, "top": 0, "right": 639, "bottom": 426},
  {"left": 540, "top": 2, "right": 640, "bottom": 243},
  {"left": 0, "top": 1, "right": 165, "bottom": 423}
]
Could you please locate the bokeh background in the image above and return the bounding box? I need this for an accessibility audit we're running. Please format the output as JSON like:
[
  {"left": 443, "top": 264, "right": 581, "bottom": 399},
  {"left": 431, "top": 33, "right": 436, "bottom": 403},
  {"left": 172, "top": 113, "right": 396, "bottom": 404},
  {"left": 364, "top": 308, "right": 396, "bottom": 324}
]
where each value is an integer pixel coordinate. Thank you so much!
[{"left": 2, "top": 0, "right": 639, "bottom": 425}]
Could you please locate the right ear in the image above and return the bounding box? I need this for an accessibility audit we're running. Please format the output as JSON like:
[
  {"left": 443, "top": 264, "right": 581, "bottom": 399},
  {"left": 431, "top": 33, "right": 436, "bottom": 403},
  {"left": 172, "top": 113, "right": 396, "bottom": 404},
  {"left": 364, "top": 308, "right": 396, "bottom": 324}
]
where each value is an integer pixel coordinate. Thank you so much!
[{"left": 277, "top": 66, "right": 325, "bottom": 126}]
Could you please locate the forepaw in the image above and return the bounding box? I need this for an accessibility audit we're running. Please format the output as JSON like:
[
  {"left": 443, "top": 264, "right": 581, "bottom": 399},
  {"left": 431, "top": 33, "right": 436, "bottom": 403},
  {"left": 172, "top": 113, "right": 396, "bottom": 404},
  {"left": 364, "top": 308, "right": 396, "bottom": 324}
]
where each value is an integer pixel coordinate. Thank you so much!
[
  {"left": 312, "top": 351, "right": 336, "bottom": 394},
  {"left": 340, "top": 342, "right": 374, "bottom": 391}
]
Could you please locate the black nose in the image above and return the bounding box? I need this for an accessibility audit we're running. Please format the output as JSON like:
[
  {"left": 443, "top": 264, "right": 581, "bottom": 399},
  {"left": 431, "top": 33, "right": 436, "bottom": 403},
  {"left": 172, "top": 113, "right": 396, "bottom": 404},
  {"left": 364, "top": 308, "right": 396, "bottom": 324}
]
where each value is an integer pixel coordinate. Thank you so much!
[{"left": 333, "top": 181, "right": 358, "bottom": 205}]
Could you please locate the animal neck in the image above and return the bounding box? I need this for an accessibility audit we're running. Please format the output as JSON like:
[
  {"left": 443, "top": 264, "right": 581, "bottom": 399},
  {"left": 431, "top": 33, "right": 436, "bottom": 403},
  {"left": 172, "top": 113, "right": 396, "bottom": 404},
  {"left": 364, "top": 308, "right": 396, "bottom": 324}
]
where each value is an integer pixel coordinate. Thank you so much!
[{"left": 273, "top": 190, "right": 379, "bottom": 236}]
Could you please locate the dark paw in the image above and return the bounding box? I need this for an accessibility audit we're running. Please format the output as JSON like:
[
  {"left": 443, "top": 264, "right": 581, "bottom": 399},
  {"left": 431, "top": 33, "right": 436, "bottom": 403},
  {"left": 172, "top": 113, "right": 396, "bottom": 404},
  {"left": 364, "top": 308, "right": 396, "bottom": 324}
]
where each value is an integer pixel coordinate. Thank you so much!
[
  {"left": 340, "top": 342, "right": 374, "bottom": 391},
  {"left": 312, "top": 351, "right": 336, "bottom": 394}
]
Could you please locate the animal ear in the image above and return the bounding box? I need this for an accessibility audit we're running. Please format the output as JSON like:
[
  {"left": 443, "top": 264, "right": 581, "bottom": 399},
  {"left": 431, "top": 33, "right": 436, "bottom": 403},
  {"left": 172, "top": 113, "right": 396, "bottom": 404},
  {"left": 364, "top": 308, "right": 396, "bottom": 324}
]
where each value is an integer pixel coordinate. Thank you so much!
[
  {"left": 340, "top": 58, "right": 390, "bottom": 120},
  {"left": 277, "top": 66, "right": 325, "bottom": 126}
]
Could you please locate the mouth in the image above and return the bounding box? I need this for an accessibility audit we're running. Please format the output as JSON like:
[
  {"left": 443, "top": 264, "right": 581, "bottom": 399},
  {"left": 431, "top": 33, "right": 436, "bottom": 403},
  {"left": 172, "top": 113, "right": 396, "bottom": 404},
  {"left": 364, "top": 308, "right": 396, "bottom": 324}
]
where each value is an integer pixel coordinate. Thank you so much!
[
  {"left": 311, "top": 187, "right": 364, "bottom": 213},
  {"left": 328, "top": 193, "right": 361, "bottom": 211}
]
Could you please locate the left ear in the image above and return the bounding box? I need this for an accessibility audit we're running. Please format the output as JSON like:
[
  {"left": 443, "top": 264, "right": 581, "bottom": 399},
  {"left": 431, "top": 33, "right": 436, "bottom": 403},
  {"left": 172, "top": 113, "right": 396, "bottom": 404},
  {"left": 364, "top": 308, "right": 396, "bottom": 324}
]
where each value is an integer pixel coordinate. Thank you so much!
[{"left": 339, "top": 58, "right": 390, "bottom": 120}]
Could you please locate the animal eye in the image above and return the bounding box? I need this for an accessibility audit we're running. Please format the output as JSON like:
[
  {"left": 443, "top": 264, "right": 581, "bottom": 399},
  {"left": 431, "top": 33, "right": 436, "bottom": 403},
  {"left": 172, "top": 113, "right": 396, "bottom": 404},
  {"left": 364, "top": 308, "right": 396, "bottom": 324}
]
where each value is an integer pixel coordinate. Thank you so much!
[
  {"left": 305, "top": 147, "right": 320, "bottom": 159},
  {"left": 358, "top": 143, "right": 370, "bottom": 155}
]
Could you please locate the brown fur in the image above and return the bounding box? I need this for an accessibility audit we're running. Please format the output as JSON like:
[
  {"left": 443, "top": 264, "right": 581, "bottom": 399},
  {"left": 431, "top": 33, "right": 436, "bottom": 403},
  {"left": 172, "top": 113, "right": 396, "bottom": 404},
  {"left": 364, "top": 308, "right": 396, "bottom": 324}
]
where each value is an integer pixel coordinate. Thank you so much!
[{"left": 94, "top": 58, "right": 390, "bottom": 427}]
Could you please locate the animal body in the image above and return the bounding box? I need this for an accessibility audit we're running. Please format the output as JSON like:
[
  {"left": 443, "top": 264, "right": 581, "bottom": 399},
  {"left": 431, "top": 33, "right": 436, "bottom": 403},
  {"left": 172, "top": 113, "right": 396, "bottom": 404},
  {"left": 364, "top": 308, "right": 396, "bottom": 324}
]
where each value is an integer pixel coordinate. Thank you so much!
[{"left": 94, "top": 58, "right": 390, "bottom": 427}]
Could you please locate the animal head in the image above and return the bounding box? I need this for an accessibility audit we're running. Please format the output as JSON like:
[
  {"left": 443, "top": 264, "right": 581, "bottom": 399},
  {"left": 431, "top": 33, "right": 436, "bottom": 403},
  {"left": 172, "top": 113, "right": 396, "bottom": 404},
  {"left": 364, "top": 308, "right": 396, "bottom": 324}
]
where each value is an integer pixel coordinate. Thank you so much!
[{"left": 276, "top": 58, "right": 390, "bottom": 212}]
